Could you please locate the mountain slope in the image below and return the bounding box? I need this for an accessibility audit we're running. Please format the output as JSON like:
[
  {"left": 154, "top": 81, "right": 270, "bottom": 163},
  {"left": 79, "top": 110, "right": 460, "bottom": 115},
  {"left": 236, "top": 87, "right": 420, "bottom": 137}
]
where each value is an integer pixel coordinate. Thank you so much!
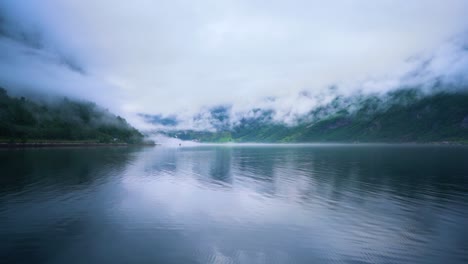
[
  {"left": 0, "top": 87, "right": 144, "bottom": 144},
  {"left": 160, "top": 89, "right": 468, "bottom": 143}
]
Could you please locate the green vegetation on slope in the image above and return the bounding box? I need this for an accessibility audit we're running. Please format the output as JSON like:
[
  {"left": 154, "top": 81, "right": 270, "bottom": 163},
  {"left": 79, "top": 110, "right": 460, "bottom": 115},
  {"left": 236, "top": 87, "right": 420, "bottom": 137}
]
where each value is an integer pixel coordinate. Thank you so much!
[
  {"left": 0, "top": 88, "right": 144, "bottom": 144},
  {"left": 164, "top": 89, "right": 468, "bottom": 143}
]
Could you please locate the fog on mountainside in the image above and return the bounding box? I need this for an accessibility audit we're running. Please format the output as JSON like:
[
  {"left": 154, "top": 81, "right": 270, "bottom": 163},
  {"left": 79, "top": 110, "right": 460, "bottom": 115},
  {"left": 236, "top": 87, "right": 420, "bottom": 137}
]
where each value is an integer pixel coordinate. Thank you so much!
[
  {"left": 2, "top": 0, "right": 468, "bottom": 129},
  {"left": 140, "top": 36, "right": 468, "bottom": 143},
  {"left": 1, "top": 1, "right": 468, "bottom": 144}
]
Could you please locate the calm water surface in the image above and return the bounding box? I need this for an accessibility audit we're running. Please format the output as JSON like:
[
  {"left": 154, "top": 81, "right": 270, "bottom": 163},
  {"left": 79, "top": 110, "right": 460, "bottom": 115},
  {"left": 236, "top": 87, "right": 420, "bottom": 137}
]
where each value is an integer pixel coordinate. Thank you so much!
[{"left": 1, "top": 145, "right": 467, "bottom": 264}]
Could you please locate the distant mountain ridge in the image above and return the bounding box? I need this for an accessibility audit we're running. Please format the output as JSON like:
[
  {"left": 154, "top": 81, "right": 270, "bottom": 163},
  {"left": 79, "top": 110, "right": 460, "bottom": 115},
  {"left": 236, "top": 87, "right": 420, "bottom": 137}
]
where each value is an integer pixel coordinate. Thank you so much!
[{"left": 148, "top": 88, "right": 468, "bottom": 143}]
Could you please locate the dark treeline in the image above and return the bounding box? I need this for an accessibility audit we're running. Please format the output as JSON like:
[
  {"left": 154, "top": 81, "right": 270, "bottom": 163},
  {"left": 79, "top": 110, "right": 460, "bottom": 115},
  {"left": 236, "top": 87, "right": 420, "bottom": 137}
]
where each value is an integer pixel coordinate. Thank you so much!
[{"left": 0, "top": 88, "right": 143, "bottom": 144}]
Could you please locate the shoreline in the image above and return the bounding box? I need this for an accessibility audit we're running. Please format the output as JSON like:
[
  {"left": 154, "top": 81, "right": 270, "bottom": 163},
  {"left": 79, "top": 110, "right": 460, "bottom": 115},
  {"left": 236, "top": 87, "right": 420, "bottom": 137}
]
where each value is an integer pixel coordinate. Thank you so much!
[
  {"left": 186, "top": 141, "right": 468, "bottom": 146},
  {"left": 0, "top": 142, "right": 156, "bottom": 149},
  {"left": 1, "top": 141, "right": 465, "bottom": 149}
]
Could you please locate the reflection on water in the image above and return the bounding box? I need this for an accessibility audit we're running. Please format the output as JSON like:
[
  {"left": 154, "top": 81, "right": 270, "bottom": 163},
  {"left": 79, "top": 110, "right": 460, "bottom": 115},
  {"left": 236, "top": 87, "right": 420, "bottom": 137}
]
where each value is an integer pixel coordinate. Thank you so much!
[{"left": 0, "top": 145, "right": 467, "bottom": 264}]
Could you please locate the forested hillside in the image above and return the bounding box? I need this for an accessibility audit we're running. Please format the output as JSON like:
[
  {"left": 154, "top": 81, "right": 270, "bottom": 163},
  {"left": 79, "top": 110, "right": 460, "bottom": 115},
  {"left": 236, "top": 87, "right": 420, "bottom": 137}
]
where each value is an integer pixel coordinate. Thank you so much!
[
  {"left": 0, "top": 88, "right": 143, "bottom": 144},
  {"left": 159, "top": 89, "right": 468, "bottom": 143}
]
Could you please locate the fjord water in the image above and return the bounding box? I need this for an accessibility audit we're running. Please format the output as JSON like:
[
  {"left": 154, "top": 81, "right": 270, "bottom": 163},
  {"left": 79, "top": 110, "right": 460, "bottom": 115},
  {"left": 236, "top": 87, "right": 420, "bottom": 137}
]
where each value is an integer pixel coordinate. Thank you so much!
[{"left": 1, "top": 145, "right": 467, "bottom": 264}]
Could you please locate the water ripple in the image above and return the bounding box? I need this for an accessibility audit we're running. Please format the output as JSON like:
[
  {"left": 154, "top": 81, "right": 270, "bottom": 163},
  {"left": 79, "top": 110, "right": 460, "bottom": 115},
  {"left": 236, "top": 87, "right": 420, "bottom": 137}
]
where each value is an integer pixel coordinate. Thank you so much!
[{"left": 1, "top": 145, "right": 467, "bottom": 263}]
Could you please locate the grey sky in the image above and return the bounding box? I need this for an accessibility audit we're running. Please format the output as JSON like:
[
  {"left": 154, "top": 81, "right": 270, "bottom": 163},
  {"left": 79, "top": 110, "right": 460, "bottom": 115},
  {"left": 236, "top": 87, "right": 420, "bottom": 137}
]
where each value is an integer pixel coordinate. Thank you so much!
[{"left": 1, "top": 0, "right": 468, "bottom": 126}]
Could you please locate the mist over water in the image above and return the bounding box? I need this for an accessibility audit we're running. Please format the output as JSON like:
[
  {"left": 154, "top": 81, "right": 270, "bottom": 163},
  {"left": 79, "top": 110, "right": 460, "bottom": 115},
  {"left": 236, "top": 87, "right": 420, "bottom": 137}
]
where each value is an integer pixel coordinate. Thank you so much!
[{"left": 1, "top": 145, "right": 467, "bottom": 264}]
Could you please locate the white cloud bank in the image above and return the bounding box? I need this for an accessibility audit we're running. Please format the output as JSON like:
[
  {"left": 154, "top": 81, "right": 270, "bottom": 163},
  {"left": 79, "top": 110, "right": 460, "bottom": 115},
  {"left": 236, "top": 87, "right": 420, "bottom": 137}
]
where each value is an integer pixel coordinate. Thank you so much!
[{"left": 1, "top": 0, "right": 468, "bottom": 127}]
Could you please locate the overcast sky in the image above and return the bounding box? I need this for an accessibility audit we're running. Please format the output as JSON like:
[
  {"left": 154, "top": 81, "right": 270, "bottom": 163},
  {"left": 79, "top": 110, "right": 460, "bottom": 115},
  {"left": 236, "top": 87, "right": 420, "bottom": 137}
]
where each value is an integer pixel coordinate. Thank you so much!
[{"left": 1, "top": 0, "right": 468, "bottom": 125}]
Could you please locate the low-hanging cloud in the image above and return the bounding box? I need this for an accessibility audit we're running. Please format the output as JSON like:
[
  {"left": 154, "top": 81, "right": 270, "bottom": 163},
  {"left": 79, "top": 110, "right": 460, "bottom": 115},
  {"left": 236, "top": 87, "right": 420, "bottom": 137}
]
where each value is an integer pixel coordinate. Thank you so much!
[
  {"left": 146, "top": 35, "right": 468, "bottom": 131},
  {"left": 1, "top": 0, "right": 468, "bottom": 129}
]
